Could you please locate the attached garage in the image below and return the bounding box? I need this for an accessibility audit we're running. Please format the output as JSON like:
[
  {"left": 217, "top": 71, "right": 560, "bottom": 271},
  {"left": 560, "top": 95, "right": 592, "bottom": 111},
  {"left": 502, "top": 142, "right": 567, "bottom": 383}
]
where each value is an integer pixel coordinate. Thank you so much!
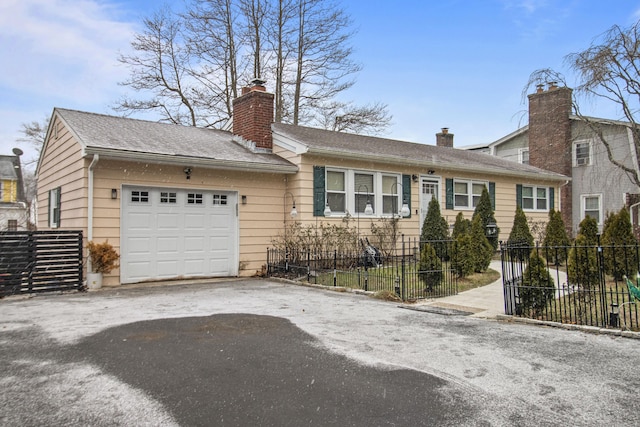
[{"left": 120, "top": 186, "right": 238, "bottom": 283}]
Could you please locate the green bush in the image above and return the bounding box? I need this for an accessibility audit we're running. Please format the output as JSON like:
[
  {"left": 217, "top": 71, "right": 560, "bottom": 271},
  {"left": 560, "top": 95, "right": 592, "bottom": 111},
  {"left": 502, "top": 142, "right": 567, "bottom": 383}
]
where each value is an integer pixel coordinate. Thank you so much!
[
  {"left": 420, "top": 195, "right": 450, "bottom": 260},
  {"left": 542, "top": 209, "right": 570, "bottom": 265},
  {"left": 508, "top": 206, "right": 534, "bottom": 246},
  {"left": 418, "top": 243, "right": 443, "bottom": 291},
  {"left": 602, "top": 207, "right": 638, "bottom": 280},
  {"left": 472, "top": 186, "right": 499, "bottom": 251},
  {"left": 520, "top": 251, "right": 555, "bottom": 317},
  {"left": 469, "top": 216, "right": 493, "bottom": 273},
  {"left": 451, "top": 212, "right": 470, "bottom": 240},
  {"left": 452, "top": 234, "right": 474, "bottom": 277},
  {"left": 567, "top": 216, "right": 600, "bottom": 289}
]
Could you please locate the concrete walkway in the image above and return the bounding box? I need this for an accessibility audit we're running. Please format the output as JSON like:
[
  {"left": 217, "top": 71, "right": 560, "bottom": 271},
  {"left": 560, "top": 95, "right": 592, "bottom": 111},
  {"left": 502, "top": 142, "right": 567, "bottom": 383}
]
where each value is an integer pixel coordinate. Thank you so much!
[{"left": 422, "top": 260, "right": 505, "bottom": 318}]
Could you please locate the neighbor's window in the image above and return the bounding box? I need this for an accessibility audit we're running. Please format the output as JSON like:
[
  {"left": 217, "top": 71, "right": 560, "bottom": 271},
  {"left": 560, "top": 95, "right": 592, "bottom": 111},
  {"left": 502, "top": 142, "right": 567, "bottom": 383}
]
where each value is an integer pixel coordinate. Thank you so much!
[
  {"left": 519, "top": 148, "right": 529, "bottom": 165},
  {"left": 354, "top": 172, "right": 375, "bottom": 214},
  {"left": 582, "top": 194, "right": 602, "bottom": 224},
  {"left": 454, "top": 180, "right": 486, "bottom": 209},
  {"left": 8, "top": 219, "right": 17, "bottom": 231},
  {"left": 574, "top": 141, "right": 591, "bottom": 166},
  {"left": 326, "top": 170, "right": 346, "bottom": 213},
  {"left": 522, "top": 186, "right": 548, "bottom": 210}
]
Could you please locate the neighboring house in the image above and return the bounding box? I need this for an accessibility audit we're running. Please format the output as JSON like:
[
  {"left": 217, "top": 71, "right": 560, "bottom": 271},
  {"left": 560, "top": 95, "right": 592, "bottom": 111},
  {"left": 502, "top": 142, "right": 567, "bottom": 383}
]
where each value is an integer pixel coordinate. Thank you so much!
[
  {"left": 0, "top": 152, "right": 28, "bottom": 231},
  {"left": 36, "top": 80, "right": 568, "bottom": 287},
  {"left": 467, "top": 82, "right": 640, "bottom": 236}
]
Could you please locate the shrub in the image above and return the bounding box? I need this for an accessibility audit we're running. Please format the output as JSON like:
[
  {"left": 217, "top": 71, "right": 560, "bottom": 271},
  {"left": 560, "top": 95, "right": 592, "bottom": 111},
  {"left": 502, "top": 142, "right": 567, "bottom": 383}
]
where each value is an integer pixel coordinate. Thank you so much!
[
  {"left": 602, "top": 207, "right": 638, "bottom": 280},
  {"left": 451, "top": 212, "right": 470, "bottom": 240},
  {"left": 472, "top": 186, "right": 499, "bottom": 251},
  {"left": 418, "top": 243, "right": 442, "bottom": 291},
  {"left": 370, "top": 216, "right": 400, "bottom": 258},
  {"left": 519, "top": 251, "right": 555, "bottom": 317},
  {"left": 542, "top": 209, "right": 570, "bottom": 265},
  {"left": 508, "top": 206, "right": 534, "bottom": 246},
  {"left": 469, "top": 215, "right": 493, "bottom": 273},
  {"left": 87, "top": 240, "right": 120, "bottom": 274},
  {"left": 567, "top": 216, "right": 600, "bottom": 289},
  {"left": 420, "top": 196, "right": 449, "bottom": 242}
]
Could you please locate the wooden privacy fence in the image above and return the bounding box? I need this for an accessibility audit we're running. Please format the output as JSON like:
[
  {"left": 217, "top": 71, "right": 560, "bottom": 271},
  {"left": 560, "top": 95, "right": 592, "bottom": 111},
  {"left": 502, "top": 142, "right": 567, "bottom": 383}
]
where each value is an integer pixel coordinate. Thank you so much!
[{"left": 0, "top": 230, "right": 84, "bottom": 297}]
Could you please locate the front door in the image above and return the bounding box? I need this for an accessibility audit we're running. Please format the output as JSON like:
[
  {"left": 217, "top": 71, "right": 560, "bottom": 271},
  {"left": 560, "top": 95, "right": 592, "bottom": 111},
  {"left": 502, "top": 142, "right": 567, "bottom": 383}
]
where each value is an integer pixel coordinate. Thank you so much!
[{"left": 420, "top": 177, "right": 441, "bottom": 228}]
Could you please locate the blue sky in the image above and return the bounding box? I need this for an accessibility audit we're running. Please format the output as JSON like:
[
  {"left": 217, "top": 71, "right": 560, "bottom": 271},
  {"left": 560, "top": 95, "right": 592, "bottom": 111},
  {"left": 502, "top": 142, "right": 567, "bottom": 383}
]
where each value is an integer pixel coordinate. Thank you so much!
[{"left": 1, "top": 0, "right": 638, "bottom": 167}]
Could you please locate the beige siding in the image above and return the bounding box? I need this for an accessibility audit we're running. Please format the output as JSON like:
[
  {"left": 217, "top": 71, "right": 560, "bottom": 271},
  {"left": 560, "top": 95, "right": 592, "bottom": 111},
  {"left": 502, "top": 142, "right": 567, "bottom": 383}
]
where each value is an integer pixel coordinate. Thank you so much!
[
  {"left": 284, "top": 153, "right": 560, "bottom": 244},
  {"left": 93, "top": 160, "right": 289, "bottom": 282}
]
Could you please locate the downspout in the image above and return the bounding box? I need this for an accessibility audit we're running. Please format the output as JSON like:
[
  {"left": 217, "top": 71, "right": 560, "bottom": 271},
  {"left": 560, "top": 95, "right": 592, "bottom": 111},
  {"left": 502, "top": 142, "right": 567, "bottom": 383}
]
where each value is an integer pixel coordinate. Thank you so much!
[{"left": 87, "top": 154, "right": 99, "bottom": 272}]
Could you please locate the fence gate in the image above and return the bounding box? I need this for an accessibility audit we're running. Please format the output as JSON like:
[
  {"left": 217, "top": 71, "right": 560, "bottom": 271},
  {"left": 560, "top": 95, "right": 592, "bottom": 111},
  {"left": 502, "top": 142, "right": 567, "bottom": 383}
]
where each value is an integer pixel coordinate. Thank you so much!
[{"left": 0, "top": 230, "right": 84, "bottom": 297}]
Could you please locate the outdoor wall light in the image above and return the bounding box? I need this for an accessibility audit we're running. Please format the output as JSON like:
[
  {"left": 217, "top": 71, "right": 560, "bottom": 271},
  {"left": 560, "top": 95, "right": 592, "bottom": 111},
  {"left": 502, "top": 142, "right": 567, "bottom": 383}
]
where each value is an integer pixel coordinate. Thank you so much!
[
  {"left": 111, "top": 189, "right": 118, "bottom": 199},
  {"left": 323, "top": 201, "right": 332, "bottom": 217},
  {"left": 412, "top": 174, "right": 418, "bottom": 183},
  {"left": 184, "top": 167, "right": 192, "bottom": 179},
  {"left": 241, "top": 195, "right": 247, "bottom": 205},
  {"left": 486, "top": 221, "right": 498, "bottom": 237},
  {"left": 284, "top": 192, "right": 297, "bottom": 220},
  {"left": 391, "top": 182, "right": 410, "bottom": 218}
]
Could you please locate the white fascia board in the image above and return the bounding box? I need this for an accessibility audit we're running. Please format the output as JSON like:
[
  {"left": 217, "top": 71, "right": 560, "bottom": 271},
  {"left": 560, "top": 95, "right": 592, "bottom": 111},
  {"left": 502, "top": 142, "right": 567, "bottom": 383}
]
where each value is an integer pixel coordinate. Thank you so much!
[
  {"left": 83, "top": 147, "right": 298, "bottom": 174},
  {"left": 271, "top": 130, "right": 309, "bottom": 155}
]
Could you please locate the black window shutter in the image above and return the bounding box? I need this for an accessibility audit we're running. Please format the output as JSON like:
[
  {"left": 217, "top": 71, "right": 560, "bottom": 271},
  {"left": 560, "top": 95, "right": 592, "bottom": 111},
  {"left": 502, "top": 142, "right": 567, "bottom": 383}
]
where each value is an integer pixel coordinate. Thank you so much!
[
  {"left": 489, "top": 182, "right": 496, "bottom": 210},
  {"left": 549, "top": 187, "right": 555, "bottom": 210},
  {"left": 55, "top": 188, "right": 61, "bottom": 226},
  {"left": 445, "top": 178, "right": 454, "bottom": 209},
  {"left": 516, "top": 184, "right": 523, "bottom": 209},
  {"left": 402, "top": 174, "right": 411, "bottom": 218},
  {"left": 313, "top": 166, "right": 325, "bottom": 216}
]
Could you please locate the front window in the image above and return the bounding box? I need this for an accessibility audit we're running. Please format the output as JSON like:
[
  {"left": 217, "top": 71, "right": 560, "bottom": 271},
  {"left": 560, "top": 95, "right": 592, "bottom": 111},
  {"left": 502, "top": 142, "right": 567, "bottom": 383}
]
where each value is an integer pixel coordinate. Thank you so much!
[
  {"left": 326, "top": 170, "right": 346, "bottom": 213},
  {"left": 354, "top": 173, "right": 375, "bottom": 214},
  {"left": 454, "top": 180, "right": 487, "bottom": 209},
  {"left": 583, "top": 195, "right": 602, "bottom": 224},
  {"left": 382, "top": 175, "right": 399, "bottom": 215},
  {"left": 522, "top": 186, "right": 548, "bottom": 211}
]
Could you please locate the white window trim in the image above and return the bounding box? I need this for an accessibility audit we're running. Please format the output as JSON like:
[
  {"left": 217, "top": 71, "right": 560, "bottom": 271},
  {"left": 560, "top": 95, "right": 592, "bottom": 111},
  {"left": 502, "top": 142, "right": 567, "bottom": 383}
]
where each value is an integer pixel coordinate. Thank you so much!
[
  {"left": 326, "top": 168, "right": 403, "bottom": 217},
  {"left": 453, "top": 179, "right": 488, "bottom": 210},
  {"left": 581, "top": 193, "right": 603, "bottom": 225},
  {"left": 521, "top": 185, "right": 549, "bottom": 212},
  {"left": 573, "top": 140, "right": 592, "bottom": 167},
  {"left": 518, "top": 148, "right": 529, "bottom": 165},
  {"left": 49, "top": 187, "right": 60, "bottom": 229}
]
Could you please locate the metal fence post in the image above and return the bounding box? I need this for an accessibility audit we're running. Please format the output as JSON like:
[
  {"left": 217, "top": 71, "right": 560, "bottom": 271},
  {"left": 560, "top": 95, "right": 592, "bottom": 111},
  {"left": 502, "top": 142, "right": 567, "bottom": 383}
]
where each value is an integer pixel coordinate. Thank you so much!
[
  {"left": 333, "top": 249, "right": 337, "bottom": 287},
  {"left": 401, "top": 234, "right": 406, "bottom": 301}
]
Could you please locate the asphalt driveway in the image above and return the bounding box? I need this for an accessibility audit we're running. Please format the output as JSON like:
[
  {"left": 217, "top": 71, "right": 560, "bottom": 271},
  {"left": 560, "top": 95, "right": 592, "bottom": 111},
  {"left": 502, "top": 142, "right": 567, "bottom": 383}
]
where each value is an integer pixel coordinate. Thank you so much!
[{"left": 2, "top": 279, "right": 640, "bottom": 426}]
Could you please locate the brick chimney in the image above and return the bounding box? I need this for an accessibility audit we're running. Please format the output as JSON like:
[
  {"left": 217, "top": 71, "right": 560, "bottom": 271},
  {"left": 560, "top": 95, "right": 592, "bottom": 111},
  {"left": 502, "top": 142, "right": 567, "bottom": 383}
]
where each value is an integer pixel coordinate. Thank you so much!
[
  {"left": 436, "top": 128, "right": 454, "bottom": 148},
  {"left": 232, "top": 79, "right": 274, "bottom": 149},
  {"left": 528, "top": 82, "right": 573, "bottom": 232}
]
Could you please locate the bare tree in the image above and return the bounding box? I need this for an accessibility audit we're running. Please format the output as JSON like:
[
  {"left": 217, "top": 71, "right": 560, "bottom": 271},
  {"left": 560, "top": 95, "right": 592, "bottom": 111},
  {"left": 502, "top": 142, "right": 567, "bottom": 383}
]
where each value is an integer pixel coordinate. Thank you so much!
[
  {"left": 115, "top": 7, "right": 203, "bottom": 126},
  {"left": 117, "top": 0, "right": 391, "bottom": 135},
  {"left": 526, "top": 21, "right": 640, "bottom": 187}
]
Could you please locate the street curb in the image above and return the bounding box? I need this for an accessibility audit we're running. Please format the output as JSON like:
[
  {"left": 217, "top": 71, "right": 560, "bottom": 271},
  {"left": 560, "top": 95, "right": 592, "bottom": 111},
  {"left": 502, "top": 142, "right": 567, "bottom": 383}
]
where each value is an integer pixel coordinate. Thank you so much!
[{"left": 496, "top": 314, "right": 640, "bottom": 340}]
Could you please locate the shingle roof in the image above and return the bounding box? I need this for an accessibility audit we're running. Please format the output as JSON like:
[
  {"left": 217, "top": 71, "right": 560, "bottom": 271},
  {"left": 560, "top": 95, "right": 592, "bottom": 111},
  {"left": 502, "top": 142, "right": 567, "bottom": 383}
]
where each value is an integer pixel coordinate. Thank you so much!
[
  {"left": 0, "top": 155, "right": 18, "bottom": 180},
  {"left": 55, "top": 108, "right": 297, "bottom": 172},
  {"left": 272, "top": 123, "right": 568, "bottom": 181}
]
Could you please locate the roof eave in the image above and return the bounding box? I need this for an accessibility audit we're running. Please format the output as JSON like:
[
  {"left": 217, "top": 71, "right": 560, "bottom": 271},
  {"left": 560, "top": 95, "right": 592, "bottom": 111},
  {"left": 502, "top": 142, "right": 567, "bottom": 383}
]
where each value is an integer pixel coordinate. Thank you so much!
[{"left": 83, "top": 147, "right": 298, "bottom": 174}]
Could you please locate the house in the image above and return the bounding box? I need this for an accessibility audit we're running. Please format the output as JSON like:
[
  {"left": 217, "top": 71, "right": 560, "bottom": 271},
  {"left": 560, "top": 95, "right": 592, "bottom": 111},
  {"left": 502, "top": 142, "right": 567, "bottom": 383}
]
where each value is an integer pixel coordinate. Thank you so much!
[
  {"left": 467, "top": 82, "right": 640, "bottom": 236},
  {"left": 0, "top": 150, "right": 28, "bottom": 231},
  {"left": 36, "top": 80, "right": 568, "bottom": 287}
]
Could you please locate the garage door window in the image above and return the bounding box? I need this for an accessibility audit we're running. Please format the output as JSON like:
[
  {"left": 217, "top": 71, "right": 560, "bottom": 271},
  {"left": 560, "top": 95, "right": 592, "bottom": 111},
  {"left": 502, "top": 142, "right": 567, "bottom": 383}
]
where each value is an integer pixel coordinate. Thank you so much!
[
  {"left": 131, "top": 191, "right": 149, "bottom": 203},
  {"left": 187, "top": 193, "right": 203, "bottom": 204},
  {"left": 213, "top": 194, "right": 228, "bottom": 205},
  {"left": 160, "top": 192, "right": 177, "bottom": 203}
]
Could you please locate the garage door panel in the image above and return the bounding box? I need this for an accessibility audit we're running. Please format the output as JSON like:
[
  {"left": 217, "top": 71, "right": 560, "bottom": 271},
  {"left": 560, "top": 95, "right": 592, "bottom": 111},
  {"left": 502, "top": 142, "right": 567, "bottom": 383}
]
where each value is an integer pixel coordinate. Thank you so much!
[{"left": 121, "top": 187, "right": 237, "bottom": 283}]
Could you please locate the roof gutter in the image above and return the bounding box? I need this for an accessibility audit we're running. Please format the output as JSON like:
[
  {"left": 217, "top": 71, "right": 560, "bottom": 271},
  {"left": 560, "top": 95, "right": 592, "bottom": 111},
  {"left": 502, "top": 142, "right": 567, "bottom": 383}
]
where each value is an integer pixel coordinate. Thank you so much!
[{"left": 83, "top": 148, "right": 298, "bottom": 174}]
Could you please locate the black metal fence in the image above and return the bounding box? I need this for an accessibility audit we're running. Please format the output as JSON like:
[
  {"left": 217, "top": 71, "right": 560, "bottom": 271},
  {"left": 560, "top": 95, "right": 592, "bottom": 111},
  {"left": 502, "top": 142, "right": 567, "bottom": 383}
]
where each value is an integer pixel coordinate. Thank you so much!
[
  {"left": 501, "top": 241, "right": 640, "bottom": 331},
  {"left": 0, "top": 230, "right": 84, "bottom": 297},
  {"left": 267, "top": 237, "right": 457, "bottom": 301}
]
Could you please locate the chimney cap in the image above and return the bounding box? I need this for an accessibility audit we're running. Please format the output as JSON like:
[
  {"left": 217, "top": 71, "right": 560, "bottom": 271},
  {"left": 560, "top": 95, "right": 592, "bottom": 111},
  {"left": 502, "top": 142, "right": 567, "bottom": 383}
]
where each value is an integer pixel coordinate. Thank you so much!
[
  {"left": 441, "top": 127, "right": 449, "bottom": 134},
  {"left": 250, "top": 78, "right": 266, "bottom": 87}
]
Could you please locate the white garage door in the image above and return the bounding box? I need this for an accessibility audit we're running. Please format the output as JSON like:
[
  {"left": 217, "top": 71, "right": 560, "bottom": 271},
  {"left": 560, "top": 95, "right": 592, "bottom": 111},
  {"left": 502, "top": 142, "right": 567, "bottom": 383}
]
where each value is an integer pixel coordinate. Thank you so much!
[{"left": 121, "top": 186, "right": 238, "bottom": 283}]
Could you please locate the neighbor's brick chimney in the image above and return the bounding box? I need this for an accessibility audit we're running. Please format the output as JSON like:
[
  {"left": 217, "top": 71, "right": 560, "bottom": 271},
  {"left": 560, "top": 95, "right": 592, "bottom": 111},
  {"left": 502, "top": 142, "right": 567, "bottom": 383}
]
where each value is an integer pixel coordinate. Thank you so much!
[
  {"left": 436, "top": 128, "right": 454, "bottom": 148},
  {"left": 528, "top": 81, "right": 573, "bottom": 232},
  {"left": 232, "top": 79, "right": 274, "bottom": 149}
]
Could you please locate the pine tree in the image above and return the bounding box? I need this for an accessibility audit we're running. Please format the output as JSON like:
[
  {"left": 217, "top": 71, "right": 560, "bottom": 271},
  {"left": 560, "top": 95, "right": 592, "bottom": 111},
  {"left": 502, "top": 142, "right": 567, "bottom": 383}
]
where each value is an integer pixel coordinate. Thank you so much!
[
  {"left": 542, "top": 209, "right": 570, "bottom": 265},
  {"left": 602, "top": 207, "right": 638, "bottom": 280},
  {"left": 418, "top": 243, "right": 443, "bottom": 292},
  {"left": 469, "top": 215, "right": 493, "bottom": 273},
  {"left": 451, "top": 212, "right": 470, "bottom": 240},
  {"left": 567, "top": 216, "right": 600, "bottom": 289},
  {"left": 473, "top": 186, "right": 499, "bottom": 250},
  {"left": 420, "top": 196, "right": 449, "bottom": 242},
  {"left": 508, "top": 206, "right": 534, "bottom": 246},
  {"left": 520, "top": 251, "right": 555, "bottom": 317}
]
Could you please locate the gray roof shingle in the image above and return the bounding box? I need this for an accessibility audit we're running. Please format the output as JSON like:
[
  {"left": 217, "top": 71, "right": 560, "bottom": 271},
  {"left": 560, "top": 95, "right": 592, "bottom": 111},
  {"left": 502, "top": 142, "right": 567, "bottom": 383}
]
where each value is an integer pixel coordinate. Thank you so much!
[
  {"left": 56, "top": 108, "right": 297, "bottom": 172},
  {"left": 272, "top": 123, "right": 568, "bottom": 181}
]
